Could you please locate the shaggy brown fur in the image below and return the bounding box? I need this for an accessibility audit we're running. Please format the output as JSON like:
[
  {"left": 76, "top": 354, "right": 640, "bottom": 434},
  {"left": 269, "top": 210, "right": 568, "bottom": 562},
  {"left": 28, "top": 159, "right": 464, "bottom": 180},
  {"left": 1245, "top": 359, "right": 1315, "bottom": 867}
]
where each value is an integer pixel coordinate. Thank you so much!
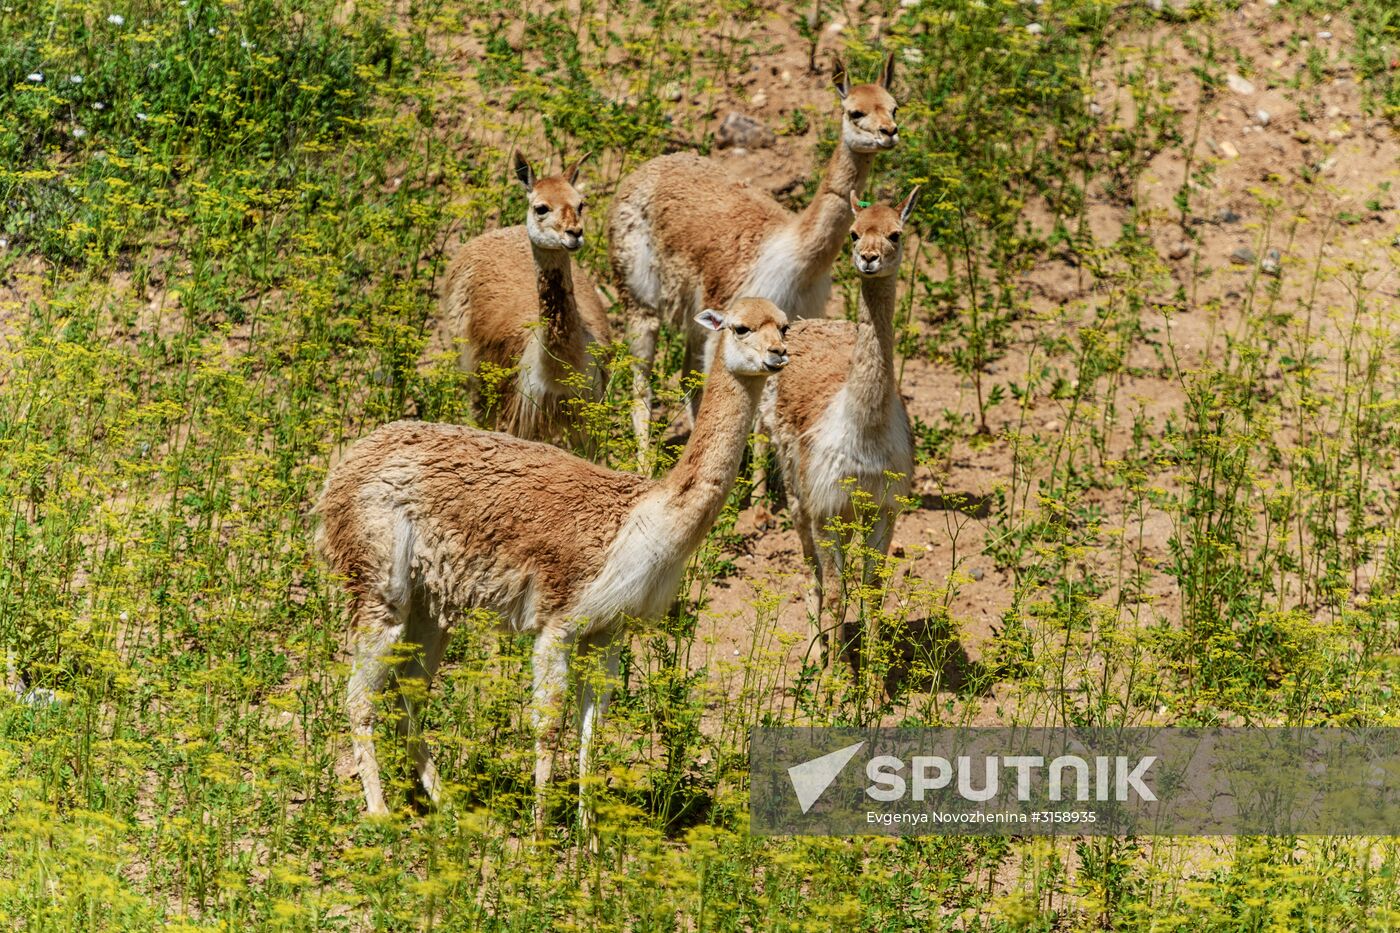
[
  {"left": 315, "top": 297, "right": 789, "bottom": 831},
  {"left": 441, "top": 155, "right": 611, "bottom": 442},
  {"left": 608, "top": 55, "right": 900, "bottom": 462}
]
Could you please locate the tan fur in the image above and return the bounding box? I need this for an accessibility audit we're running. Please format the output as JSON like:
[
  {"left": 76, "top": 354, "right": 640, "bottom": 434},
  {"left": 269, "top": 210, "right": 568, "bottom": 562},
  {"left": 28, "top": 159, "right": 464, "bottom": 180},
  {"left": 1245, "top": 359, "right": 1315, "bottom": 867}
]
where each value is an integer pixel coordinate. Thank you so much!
[
  {"left": 758, "top": 192, "right": 918, "bottom": 667},
  {"left": 442, "top": 156, "right": 611, "bottom": 442},
  {"left": 315, "top": 297, "right": 789, "bottom": 831},
  {"left": 609, "top": 56, "right": 899, "bottom": 462}
]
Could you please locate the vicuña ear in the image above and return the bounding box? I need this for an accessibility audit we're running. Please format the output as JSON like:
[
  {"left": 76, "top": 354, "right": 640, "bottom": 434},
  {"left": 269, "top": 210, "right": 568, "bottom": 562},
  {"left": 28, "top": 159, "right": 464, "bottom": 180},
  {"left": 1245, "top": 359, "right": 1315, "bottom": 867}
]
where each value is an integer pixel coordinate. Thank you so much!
[
  {"left": 878, "top": 50, "right": 896, "bottom": 90},
  {"left": 695, "top": 309, "right": 726, "bottom": 332},
  {"left": 831, "top": 57, "right": 850, "bottom": 99},
  {"left": 849, "top": 190, "right": 863, "bottom": 214},
  {"left": 898, "top": 185, "right": 921, "bottom": 224},
  {"left": 565, "top": 151, "right": 591, "bottom": 186},
  {"left": 513, "top": 151, "right": 535, "bottom": 191}
]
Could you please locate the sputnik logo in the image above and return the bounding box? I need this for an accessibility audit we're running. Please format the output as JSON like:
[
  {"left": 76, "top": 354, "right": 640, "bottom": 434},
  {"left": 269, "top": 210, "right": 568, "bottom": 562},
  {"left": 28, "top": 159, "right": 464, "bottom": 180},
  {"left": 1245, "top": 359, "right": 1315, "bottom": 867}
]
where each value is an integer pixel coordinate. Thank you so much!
[{"left": 788, "top": 741, "right": 865, "bottom": 814}]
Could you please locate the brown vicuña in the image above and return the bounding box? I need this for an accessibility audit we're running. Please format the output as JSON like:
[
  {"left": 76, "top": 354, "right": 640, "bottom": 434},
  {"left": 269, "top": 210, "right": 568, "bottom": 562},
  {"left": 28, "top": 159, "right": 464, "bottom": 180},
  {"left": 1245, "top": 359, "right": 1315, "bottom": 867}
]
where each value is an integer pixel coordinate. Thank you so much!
[
  {"left": 608, "top": 55, "right": 899, "bottom": 461},
  {"left": 758, "top": 190, "right": 919, "bottom": 666},
  {"left": 442, "top": 151, "right": 611, "bottom": 442},
  {"left": 314, "top": 298, "right": 789, "bottom": 833}
]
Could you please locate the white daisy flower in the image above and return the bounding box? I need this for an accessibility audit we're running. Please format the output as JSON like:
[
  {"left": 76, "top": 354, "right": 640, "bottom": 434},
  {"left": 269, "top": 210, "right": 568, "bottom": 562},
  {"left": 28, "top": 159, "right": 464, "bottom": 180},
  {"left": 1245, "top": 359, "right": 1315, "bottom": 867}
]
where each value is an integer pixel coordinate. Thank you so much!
[
  {"left": 107, "top": 13, "right": 124, "bottom": 25},
  {"left": 26, "top": 72, "right": 42, "bottom": 82},
  {"left": 72, "top": 127, "right": 87, "bottom": 138},
  {"left": 69, "top": 74, "right": 83, "bottom": 84}
]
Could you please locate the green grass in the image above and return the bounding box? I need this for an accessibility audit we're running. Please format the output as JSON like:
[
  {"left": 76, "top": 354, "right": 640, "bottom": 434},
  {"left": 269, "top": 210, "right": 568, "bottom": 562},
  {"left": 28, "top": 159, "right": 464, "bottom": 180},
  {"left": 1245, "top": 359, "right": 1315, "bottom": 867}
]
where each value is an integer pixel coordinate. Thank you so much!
[{"left": 3, "top": 0, "right": 1400, "bottom": 928}]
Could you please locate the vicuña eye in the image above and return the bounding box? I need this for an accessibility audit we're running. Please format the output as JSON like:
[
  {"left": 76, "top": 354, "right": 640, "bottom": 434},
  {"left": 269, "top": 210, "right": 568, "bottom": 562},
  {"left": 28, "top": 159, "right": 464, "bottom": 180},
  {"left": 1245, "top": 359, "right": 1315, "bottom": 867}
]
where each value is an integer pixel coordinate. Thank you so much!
[
  {"left": 849, "top": 110, "right": 865, "bottom": 121},
  {"left": 534, "top": 205, "right": 550, "bottom": 216},
  {"left": 850, "top": 231, "right": 860, "bottom": 242},
  {"left": 888, "top": 232, "right": 901, "bottom": 244},
  {"left": 577, "top": 203, "right": 586, "bottom": 214},
  {"left": 733, "top": 325, "right": 751, "bottom": 336},
  {"left": 780, "top": 325, "right": 790, "bottom": 336}
]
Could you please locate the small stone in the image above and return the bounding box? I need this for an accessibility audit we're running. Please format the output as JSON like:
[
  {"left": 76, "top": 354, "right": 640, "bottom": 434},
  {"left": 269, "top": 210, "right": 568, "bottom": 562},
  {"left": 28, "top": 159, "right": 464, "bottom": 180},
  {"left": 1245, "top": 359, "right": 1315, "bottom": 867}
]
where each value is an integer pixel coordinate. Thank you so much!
[
  {"left": 1256, "top": 109, "right": 1271, "bottom": 125},
  {"left": 1227, "top": 73, "right": 1256, "bottom": 96},
  {"left": 1042, "top": 420, "right": 1062, "bottom": 432},
  {"left": 780, "top": 69, "right": 792, "bottom": 85},
  {"left": 1262, "top": 248, "right": 1282, "bottom": 276},
  {"left": 1089, "top": 101, "right": 1103, "bottom": 116},
  {"left": 1026, "top": 22, "right": 1044, "bottom": 34},
  {"left": 1215, "top": 207, "right": 1242, "bottom": 224},
  {"left": 1230, "top": 246, "right": 1257, "bottom": 266},
  {"left": 661, "top": 82, "right": 682, "bottom": 102},
  {"left": 1327, "top": 105, "right": 1342, "bottom": 119},
  {"left": 1219, "top": 140, "right": 1240, "bottom": 158},
  {"left": 900, "top": 0, "right": 920, "bottom": 7},
  {"left": 1317, "top": 30, "right": 1332, "bottom": 40},
  {"left": 751, "top": 90, "right": 768, "bottom": 109},
  {"left": 1168, "top": 241, "right": 1190, "bottom": 260},
  {"left": 716, "top": 112, "right": 774, "bottom": 150},
  {"left": 969, "top": 567, "right": 985, "bottom": 581}
]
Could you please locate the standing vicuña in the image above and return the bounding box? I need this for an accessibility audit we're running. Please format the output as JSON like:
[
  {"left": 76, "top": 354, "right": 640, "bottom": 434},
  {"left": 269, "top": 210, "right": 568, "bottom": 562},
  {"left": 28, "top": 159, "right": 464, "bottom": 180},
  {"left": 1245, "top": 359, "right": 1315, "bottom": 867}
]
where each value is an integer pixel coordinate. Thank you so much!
[
  {"left": 609, "top": 55, "right": 899, "bottom": 459},
  {"left": 759, "top": 190, "right": 918, "bottom": 665},
  {"left": 441, "top": 152, "right": 611, "bottom": 442},
  {"left": 315, "top": 298, "right": 789, "bottom": 829}
]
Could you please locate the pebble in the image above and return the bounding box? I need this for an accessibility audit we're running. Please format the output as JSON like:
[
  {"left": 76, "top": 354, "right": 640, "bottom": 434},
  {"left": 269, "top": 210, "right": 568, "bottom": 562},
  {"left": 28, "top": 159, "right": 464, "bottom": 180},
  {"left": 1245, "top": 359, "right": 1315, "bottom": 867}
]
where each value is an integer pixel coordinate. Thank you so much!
[
  {"left": 969, "top": 568, "right": 985, "bottom": 581},
  {"left": 1262, "top": 248, "right": 1282, "bottom": 276},
  {"left": 1215, "top": 207, "right": 1242, "bottom": 224},
  {"left": 716, "top": 112, "right": 774, "bottom": 150},
  {"left": 1230, "top": 246, "right": 1257, "bottom": 266},
  {"left": 1317, "top": 30, "right": 1332, "bottom": 40},
  {"left": 1227, "top": 73, "right": 1255, "bottom": 95},
  {"left": 1219, "top": 140, "right": 1240, "bottom": 158},
  {"left": 900, "top": 0, "right": 920, "bottom": 7},
  {"left": 751, "top": 90, "right": 768, "bottom": 109},
  {"left": 1256, "top": 109, "right": 1271, "bottom": 125},
  {"left": 1327, "top": 105, "right": 1342, "bottom": 119},
  {"left": 661, "top": 82, "right": 683, "bottom": 102},
  {"left": 1089, "top": 101, "right": 1103, "bottom": 115},
  {"left": 1168, "top": 241, "right": 1191, "bottom": 260},
  {"left": 1026, "top": 22, "right": 1044, "bottom": 34}
]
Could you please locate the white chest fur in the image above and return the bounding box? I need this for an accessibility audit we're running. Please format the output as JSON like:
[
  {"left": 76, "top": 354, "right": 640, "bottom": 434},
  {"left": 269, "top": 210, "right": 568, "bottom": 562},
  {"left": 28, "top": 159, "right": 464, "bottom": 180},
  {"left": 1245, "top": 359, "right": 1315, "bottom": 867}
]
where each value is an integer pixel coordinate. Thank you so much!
[
  {"left": 570, "top": 495, "right": 690, "bottom": 635},
  {"left": 800, "top": 387, "right": 914, "bottom": 518},
  {"left": 744, "top": 229, "right": 832, "bottom": 319}
]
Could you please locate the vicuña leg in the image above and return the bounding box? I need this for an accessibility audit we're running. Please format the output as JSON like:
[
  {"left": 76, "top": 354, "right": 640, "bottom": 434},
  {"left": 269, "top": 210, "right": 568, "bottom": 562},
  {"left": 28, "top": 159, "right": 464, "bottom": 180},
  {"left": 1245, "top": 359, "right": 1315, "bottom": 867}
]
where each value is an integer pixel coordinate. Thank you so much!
[
  {"left": 531, "top": 626, "right": 571, "bottom": 835},
  {"left": 346, "top": 599, "right": 405, "bottom": 815},
  {"left": 397, "top": 596, "right": 448, "bottom": 806},
  {"left": 576, "top": 632, "right": 621, "bottom": 840},
  {"left": 626, "top": 312, "right": 660, "bottom": 464}
]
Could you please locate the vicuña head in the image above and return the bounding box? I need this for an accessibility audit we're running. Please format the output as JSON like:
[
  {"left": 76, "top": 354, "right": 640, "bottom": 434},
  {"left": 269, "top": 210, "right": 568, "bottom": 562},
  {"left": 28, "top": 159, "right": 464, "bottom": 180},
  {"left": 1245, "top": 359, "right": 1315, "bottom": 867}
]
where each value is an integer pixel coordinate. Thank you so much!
[
  {"left": 514, "top": 149, "right": 588, "bottom": 253},
  {"left": 697, "top": 297, "right": 791, "bottom": 377},
  {"left": 848, "top": 185, "right": 920, "bottom": 277},
  {"left": 833, "top": 53, "right": 899, "bottom": 153}
]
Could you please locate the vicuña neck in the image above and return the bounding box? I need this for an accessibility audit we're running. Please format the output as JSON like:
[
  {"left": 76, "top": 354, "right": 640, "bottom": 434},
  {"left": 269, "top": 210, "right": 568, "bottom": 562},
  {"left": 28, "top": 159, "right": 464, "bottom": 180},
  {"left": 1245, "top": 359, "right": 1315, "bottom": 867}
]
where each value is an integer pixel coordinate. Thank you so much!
[
  {"left": 845, "top": 273, "right": 899, "bottom": 425},
  {"left": 790, "top": 144, "right": 876, "bottom": 273},
  {"left": 658, "top": 342, "right": 765, "bottom": 549},
  {"left": 531, "top": 244, "right": 582, "bottom": 350}
]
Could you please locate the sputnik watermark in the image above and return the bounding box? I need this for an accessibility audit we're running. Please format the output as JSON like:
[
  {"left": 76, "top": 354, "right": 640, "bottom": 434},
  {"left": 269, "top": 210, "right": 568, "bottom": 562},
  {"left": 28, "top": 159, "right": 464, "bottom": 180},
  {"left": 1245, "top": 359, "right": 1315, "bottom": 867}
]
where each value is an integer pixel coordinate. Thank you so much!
[{"left": 752, "top": 728, "right": 1400, "bottom": 836}]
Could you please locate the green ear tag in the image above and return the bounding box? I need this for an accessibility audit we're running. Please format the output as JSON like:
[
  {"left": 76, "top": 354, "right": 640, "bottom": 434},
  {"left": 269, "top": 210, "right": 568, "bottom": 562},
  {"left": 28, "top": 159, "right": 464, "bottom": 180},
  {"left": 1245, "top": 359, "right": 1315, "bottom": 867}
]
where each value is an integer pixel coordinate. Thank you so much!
[{"left": 857, "top": 200, "right": 872, "bottom": 208}]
